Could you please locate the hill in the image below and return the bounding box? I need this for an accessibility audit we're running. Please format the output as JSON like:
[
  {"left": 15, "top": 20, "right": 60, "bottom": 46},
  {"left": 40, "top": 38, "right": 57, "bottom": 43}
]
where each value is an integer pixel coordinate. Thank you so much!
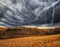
[
  {"left": 0, "top": 34, "right": 60, "bottom": 47},
  {"left": 0, "top": 27, "right": 60, "bottom": 47},
  {"left": 0, "top": 27, "right": 60, "bottom": 39}
]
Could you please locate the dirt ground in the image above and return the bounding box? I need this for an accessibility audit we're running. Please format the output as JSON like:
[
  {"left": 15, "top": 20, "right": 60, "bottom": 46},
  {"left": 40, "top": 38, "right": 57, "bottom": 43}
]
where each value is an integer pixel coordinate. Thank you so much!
[{"left": 0, "top": 34, "right": 60, "bottom": 47}]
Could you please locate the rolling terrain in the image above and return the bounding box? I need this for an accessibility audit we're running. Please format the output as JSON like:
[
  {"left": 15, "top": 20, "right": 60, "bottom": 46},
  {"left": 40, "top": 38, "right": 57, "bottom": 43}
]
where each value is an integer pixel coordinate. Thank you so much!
[
  {"left": 0, "top": 27, "right": 60, "bottom": 47},
  {"left": 0, "top": 34, "right": 60, "bottom": 47}
]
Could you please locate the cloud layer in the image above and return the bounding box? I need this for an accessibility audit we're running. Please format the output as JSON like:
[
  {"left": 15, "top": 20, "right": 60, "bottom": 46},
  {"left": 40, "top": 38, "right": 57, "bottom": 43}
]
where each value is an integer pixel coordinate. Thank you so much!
[{"left": 0, "top": 0, "right": 60, "bottom": 27}]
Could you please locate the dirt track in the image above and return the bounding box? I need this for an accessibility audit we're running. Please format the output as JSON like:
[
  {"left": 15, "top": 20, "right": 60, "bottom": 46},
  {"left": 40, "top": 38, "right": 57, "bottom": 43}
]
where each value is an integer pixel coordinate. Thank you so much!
[{"left": 0, "top": 34, "right": 60, "bottom": 47}]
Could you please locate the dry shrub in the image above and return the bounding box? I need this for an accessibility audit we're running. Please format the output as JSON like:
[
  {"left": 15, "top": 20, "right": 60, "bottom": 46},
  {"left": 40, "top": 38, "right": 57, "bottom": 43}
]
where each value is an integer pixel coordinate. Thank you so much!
[{"left": 0, "top": 27, "right": 60, "bottom": 39}]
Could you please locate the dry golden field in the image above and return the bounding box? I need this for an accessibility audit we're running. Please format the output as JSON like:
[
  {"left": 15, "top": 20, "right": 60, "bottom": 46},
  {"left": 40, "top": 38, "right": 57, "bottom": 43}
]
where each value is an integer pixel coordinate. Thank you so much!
[
  {"left": 0, "top": 34, "right": 60, "bottom": 47},
  {"left": 0, "top": 27, "right": 60, "bottom": 47},
  {"left": 0, "top": 27, "right": 60, "bottom": 39}
]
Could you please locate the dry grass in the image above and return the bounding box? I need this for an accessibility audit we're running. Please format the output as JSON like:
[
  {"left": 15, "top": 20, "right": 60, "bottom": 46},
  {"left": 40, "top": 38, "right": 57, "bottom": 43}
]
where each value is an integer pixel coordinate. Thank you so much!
[
  {"left": 0, "top": 27, "right": 8, "bottom": 31},
  {"left": 0, "top": 27, "right": 60, "bottom": 39},
  {"left": 0, "top": 27, "right": 60, "bottom": 47},
  {"left": 0, "top": 34, "right": 60, "bottom": 47}
]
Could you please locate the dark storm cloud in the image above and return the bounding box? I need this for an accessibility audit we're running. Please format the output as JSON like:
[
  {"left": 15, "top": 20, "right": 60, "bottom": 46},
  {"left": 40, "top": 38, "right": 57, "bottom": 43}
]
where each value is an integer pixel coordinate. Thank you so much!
[{"left": 0, "top": 0, "right": 60, "bottom": 27}]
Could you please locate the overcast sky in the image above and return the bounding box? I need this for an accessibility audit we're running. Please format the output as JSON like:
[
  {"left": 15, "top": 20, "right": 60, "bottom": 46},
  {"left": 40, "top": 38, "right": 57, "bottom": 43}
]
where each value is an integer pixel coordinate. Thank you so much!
[{"left": 0, "top": 0, "right": 60, "bottom": 27}]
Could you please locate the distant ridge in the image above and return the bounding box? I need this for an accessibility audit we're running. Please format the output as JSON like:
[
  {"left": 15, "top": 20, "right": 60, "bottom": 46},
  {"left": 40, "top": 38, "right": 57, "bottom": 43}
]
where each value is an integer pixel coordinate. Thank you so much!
[
  {"left": 0, "top": 26, "right": 60, "bottom": 39},
  {"left": 0, "top": 25, "right": 60, "bottom": 31}
]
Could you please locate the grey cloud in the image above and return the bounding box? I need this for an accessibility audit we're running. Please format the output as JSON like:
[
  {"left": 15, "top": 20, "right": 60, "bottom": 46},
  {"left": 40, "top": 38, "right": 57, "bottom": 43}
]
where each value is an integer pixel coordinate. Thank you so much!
[{"left": 0, "top": 0, "right": 60, "bottom": 27}]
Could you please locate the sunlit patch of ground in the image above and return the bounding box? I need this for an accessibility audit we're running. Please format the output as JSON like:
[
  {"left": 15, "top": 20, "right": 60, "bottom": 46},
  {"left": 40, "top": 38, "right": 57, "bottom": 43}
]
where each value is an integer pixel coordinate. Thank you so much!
[
  {"left": 0, "top": 27, "right": 60, "bottom": 47},
  {"left": 0, "top": 34, "right": 60, "bottom": 47}
]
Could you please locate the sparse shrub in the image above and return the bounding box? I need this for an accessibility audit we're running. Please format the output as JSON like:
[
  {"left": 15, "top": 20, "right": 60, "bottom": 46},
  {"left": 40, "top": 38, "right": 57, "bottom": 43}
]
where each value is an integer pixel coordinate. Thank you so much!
[{"left": 0, "top": 27, "right": 60, "bottom": 39}]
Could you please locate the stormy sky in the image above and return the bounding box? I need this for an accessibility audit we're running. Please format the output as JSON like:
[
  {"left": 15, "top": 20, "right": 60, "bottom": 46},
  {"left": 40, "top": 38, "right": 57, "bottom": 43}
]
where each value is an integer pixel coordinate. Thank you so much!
[{"left": 0, "top": 0, "right": 60, "bottom": 27}]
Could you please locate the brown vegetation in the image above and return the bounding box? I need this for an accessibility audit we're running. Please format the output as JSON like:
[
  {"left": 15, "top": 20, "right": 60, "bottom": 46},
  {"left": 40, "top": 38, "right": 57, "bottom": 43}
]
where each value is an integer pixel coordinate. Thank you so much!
[
  {"left": 0, "top": 27, "right": 8, "bottom": 31},
  {"left": 0, "top": 27, "right": 60, "bottom": 39},
  {"left": 0, "top": 27, "right": 60, "bottom": 47}
]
